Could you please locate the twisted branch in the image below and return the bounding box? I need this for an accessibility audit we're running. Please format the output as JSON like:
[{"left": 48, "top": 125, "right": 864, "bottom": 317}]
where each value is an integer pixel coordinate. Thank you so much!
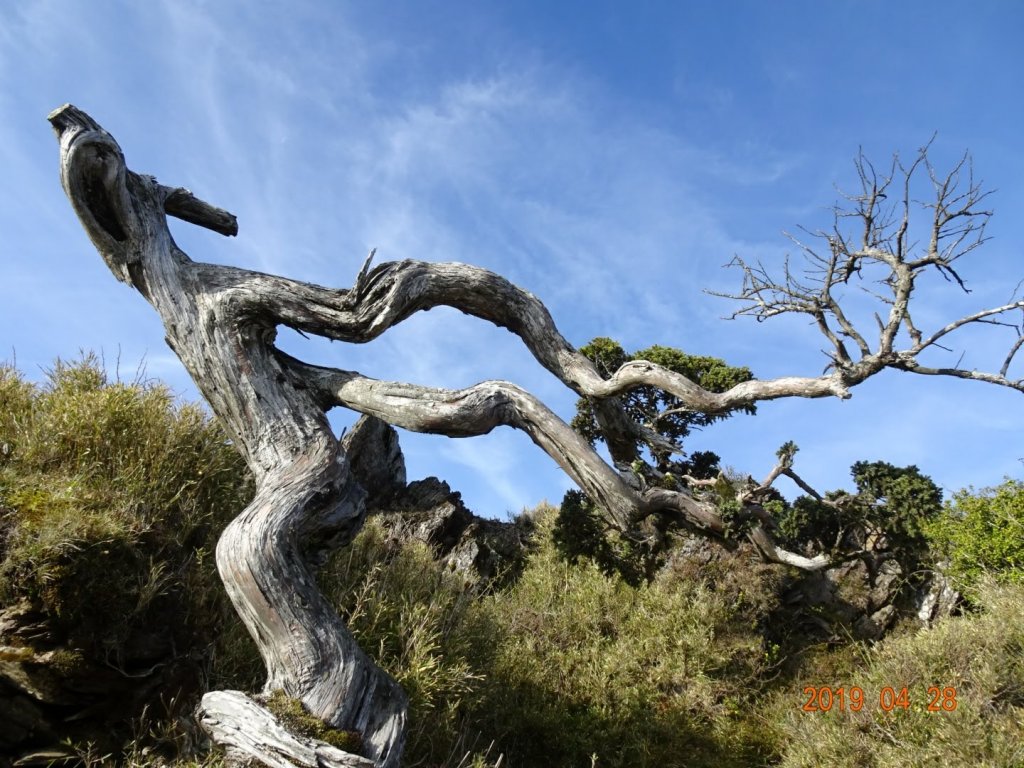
[
  {"left": 51, "top": 106, "right": 1024, "bottom": 766},
  {"left": 710, "top": 141, "right": 1024, "bottom": 392}
]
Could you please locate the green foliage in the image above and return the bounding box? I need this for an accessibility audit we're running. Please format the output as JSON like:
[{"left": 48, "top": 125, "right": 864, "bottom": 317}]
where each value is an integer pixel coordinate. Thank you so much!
[
  {"left": 928, "top": 480, "right": 1024, "bottom": 592},
  {"left": 318, "top": 518, "right": 487, "bottom": 766},
  {"left": 561, "top": 338, "right": 753, "bottom": 578},
  {"left": 553, "top": 490, "right": 664, "bottom": 585},
  {"left": 571, "top": 337, "right": 754, "bottom": 469},
  {"left": 7, "top": 357, "right": 1020, "bottom": 768},
  {"left": 313, "top": 507, "right": 783, "bottom": 767},
  {"left": 462, "top": 510, "right": 780, "bottom": 767},
  {"left": 553, "top": 490, "right": 608, "bottom": 564},
  {"left": 775, "top": 441, "right": 798, "bottom": 463},
  {"left": 774, "top": 580, "right": 1024, "bottom": 768},
  {"left": 851, "top": 461, "right": 943, "bottom": 546},
  {"left": 774, "top": 495, "right": 845, "bottom": 553},
  {"left": 774, "top": 461, "right": 942, "bottom": 559},
  {"left": 0, "top": 354, "right": 253, "bottom": 657}
]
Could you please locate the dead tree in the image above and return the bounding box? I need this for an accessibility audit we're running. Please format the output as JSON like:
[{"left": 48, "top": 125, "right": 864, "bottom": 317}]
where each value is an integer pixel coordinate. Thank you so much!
[
  {"left": 708, "top": 140, "right": 1024, "bottom": 391},
  {"left": 49, "top": 105, "right": 1023, "bottom": 766}
]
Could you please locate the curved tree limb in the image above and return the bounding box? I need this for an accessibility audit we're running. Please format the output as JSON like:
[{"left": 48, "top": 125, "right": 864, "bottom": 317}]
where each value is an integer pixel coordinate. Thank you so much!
[
  {"left": 50, "top": 104, "right": 406, "bottom": 768},
  {"left": 207, "top": 257, "right": 860, "bottom": 413},
  {"left": 50, "top": 105, "right": 1024, "bottom": 764},
  {"left": 284, "top": 356, "right": 727, "bottom": 537},
  {"left": 285, "top": 356, "right": 846, "bottom": 566}
]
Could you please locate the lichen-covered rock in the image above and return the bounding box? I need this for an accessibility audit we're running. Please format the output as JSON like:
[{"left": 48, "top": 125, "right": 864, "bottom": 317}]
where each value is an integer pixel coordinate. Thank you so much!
[
  {"left": 868, "top": 559, "right": 903, "bottom": 612},
  {"left": 854, "top": 604, "right": 898, "bottom": 640}
]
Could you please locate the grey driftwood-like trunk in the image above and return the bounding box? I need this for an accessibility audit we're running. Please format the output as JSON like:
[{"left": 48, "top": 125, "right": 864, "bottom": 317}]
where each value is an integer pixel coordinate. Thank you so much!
[
  {"left": 49, "top": 106, "right": 406, "bottom": 767},
  {"left": 50, "top": 106, "right": 1023, "bottom": 766}
]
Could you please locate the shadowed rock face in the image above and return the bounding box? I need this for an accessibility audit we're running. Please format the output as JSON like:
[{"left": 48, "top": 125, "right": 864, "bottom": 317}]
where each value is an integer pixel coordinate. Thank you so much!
[
  {"left": 341, "top": 417, "right": 407, "bottom": 509},
  {"left": 343, "top": 416, "right": 534, "bottom": 584},
  {"left": 375, "top": 477, "right": 534, "bottom": 584}
]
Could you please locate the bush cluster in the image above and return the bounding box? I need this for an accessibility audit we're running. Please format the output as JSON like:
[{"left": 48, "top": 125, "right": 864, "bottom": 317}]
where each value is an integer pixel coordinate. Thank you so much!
[
  {"left": 319, "top": 509, "right": 781, "bottom": 767},
  {"left": 0, "top": 355, "right": 253, "bottom": 666},
  {"left": 325, "top": 506, "right": 1024, "bottom": 768},
  {"left": 927, "top": 479, "right": 1024, "bottom": 594}
]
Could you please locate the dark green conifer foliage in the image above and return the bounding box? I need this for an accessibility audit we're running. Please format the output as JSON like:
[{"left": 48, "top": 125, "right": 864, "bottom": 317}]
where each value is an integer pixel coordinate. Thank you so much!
[
  {"left": 558, "top": 338, "right": 755, "bottom": 579},
  {"left": 570, "top": 337, "right": 755, "bottom": 470},
  {"left": 774, "top": 460, "right": 943, "bottom": 558}
]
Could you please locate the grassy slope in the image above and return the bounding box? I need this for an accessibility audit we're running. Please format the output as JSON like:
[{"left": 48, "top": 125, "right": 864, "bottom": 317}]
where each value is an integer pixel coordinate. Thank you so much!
[{"left": 1, "top": 358, "right": 1021, "bottom": 767}]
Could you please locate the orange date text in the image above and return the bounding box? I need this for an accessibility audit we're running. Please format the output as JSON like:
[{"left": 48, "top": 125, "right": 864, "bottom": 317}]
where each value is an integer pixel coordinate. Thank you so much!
[{"left": 801, "top": 686, "right": 957, "bottom": 712}]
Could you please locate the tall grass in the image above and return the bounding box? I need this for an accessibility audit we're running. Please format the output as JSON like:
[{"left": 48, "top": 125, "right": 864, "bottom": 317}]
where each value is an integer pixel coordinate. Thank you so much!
[
  {"left": 320, "top": 509, "right": 783, "bottom": 767},
  {"left": 457, "top": 511, "right": 782, "bottom": 768},
  {"left": 4, "top": 357, "right": 1021, "bottom": 767},
  {"left": 773, "top": 579, "right": 1024, "bottom": 768},
  {"left": 0, "top": 353, "right": 254, "bottom": 679}
]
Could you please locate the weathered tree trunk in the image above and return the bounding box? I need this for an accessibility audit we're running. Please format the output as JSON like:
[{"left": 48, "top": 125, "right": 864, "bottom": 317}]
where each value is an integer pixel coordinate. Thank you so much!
[
  {"left": 50, "top": 105, "right": 406, "bottom": 767},
  {"left": 50, "top": 105, "right": 1022, "bottom": 766}
]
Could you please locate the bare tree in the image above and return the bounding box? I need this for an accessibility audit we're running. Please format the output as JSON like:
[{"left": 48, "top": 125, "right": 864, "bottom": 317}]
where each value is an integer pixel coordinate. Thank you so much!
[
  {"left": 710, "top": 141, "right": 1024, "bottom": 390},
  {"left": 50, "top": 105, "right": 1023, "bottom": 767}
]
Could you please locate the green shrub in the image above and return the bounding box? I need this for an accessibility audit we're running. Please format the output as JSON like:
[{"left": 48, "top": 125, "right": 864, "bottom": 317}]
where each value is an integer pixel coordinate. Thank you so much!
[
  {"left": 928, "top": 480, "right": 1024, "bottom": 592},
  {"left": 8, "top": 356, "right": 1021, "bottom": 768},
  {"left": 460, "top": 509, "right": 780, "bottom": 768},
  {"left": 318, "top": 518, "right": 489, "bottom": 766},
  {"left": 0, "top": 354, "right": 253, "bottom": 662},
  {"left": 774, "top": 461, "right": 943, "bottom": 560},
  {"left": 553, "top": 489, "right": 665, "bottom": 585},
  {"left": 316, "top": 507, "right": 785, "bottom": 767},
  {"left": 773, "top": 580, "right": 1024, "bottom": 768}
]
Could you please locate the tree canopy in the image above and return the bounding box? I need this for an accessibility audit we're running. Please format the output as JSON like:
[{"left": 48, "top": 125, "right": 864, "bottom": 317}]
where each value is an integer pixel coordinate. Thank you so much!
[{"left": 572, "top": 337, "right": 754, "bottom": 474}]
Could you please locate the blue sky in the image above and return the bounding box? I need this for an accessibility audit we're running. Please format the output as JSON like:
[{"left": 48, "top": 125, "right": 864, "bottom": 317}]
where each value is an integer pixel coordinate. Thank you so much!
[{"left": 3, "top": 1, "right": 1023, "bottom": 517}]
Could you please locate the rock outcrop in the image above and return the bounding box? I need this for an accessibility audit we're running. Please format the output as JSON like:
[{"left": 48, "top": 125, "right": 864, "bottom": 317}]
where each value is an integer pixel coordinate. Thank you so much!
[{"left": 342, "top": 417, "right": 533, "bottom": 583}]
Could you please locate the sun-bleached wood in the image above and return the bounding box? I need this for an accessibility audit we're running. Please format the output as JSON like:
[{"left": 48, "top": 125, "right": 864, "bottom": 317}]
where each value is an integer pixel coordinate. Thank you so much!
[
  {"left": 198, "top": 691, "right": 376, "bottom": 768},
  {"left": 50, "top": 104, "right": 406, "bottom": 768},
  {"left": 50, "top": 105, "right": 1022, "bottom": 765}
]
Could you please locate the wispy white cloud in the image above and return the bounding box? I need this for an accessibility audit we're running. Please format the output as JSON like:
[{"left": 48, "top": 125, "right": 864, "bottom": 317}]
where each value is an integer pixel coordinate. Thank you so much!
[
  {"left": 436, "top": 429, "right": 573, "bottom": 517},
  {"left": 4, "top": 0, "right": 1020, "bottom": 519}
]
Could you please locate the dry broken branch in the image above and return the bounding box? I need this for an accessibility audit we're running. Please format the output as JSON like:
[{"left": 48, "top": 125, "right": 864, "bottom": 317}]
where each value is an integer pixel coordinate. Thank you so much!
[{"left": 710, "top": 141, "right": 1024, "bottom": 393}]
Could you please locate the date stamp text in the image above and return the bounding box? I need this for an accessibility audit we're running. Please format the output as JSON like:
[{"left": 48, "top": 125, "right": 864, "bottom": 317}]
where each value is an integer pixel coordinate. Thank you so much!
[{"left": 801, "top": 686, "right": 958, "bottom": 713}]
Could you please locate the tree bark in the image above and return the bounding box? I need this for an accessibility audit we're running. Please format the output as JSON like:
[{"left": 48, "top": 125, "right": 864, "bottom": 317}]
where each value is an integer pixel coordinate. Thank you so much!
[
  {"left": 50, "top": 106, "right": 1023, "bottom": 765},
  {"left": 50, "top": 105, "right": 406, "bottom": 767}
]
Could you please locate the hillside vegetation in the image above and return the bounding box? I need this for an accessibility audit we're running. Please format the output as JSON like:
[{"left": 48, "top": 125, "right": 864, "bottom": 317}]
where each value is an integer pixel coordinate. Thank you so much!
[
  {"left": 0, "top": 358, "right": 1021, "bottom": 767},
  {"left": 0, "top": 356, "right": 252, "bottom": 653}
]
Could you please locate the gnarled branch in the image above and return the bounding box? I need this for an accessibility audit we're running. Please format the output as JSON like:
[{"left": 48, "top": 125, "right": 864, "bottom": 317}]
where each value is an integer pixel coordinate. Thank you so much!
[
  {"left": 50, "top": 107, "right": 1023, "bottom": 765},
  {"left": 709, "top": 140, "right": 1024, "bottom": 394}
]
